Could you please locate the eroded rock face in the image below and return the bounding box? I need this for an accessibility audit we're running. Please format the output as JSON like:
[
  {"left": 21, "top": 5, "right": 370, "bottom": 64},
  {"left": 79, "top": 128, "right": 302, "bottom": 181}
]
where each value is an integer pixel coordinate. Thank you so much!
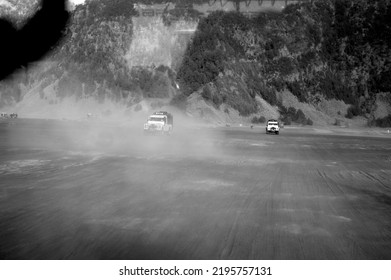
[
  {"left": 1, "top": 1, "right": 391, "bottom": 126},
  {"left": 175, "top": 0, "right": 391, "bottom": 124},
  {"left": 0, "top": 1, "right": 182, "bottom": 112}
]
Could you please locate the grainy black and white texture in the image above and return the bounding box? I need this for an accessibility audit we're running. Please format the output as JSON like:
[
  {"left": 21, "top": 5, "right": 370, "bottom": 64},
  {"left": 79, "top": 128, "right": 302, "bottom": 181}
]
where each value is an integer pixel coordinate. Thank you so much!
[
  {"left": 0, "top": 0, "right": 391, "bottom": 260},
  {"left": 0, "top": 0, "right": 69, "bottom": 80},
  {"left": 1, "top": 120, "right": 391, "bottom": 259}
]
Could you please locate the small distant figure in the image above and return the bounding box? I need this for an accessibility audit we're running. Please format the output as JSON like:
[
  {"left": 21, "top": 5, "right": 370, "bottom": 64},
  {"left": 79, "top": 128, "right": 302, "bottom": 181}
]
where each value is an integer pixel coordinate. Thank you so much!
[{"left": 250, "top": 125, "right": 254, "bottom": 129}]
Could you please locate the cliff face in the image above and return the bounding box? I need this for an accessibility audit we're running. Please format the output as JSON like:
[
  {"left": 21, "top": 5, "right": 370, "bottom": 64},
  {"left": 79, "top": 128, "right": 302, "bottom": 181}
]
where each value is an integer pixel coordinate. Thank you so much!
[
  {"left": 1, "top": 0, "right": 390, "bottom": 126},
  {"left": 0, "top": 0, "right": 185, "bottom": 117},
  {"left": 177, "top": 0, "right": 391, "bottom": 125}
]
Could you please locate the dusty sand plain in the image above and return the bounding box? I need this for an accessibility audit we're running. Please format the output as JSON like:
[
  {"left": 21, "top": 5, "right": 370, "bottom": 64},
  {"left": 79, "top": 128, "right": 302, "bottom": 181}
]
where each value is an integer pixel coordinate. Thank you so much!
[{"left": 0, "top": 119, "right": 391, "bottom": 259}]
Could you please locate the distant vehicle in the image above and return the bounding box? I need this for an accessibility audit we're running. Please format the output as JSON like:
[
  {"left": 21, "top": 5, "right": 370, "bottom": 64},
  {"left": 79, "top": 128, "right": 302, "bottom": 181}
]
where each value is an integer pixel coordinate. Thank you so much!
[
  {"left": 266, "top": 119, "right": 280, "bottom": 135},
  {"left": 1, "top": 112, "right": 9, "bottom": 118},
  {"left": 10, "top": 113, "right": 18, "bottom": 119},
  {"left": 143, "top": 111, "right": 173, "bottom": 135},
  {"left": 86, "top": 113, "right": 96, "bottom": 119}
]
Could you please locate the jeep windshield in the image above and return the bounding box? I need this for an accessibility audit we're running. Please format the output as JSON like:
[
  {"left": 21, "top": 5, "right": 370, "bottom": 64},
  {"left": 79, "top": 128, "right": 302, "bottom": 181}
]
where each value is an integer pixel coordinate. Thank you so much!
[
  {"left": 268, "top": 122, "right": 278, "bottom": 125},
  {"left": 148, "top": 117, "right": 165, "bottom": 122}
]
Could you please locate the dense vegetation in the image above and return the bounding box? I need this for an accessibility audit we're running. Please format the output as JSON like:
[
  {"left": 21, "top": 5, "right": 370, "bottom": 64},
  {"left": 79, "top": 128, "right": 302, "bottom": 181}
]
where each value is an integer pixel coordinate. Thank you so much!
[
  {"left": 279, "top": 106, "right": 313, "bottom": 125},
  {"left": 177, "top": 0, "right": 391, "bottom": 123},
  {"left": 370, "top": 115, "right": 391, "bottom": 128},
  {"left": 1, "top": 0, "right": 391, "bottom": 126}
]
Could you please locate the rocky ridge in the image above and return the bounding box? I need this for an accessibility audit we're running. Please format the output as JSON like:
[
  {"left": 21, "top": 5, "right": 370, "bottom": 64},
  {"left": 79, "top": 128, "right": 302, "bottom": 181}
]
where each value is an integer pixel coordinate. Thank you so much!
[{"left": 0, "top": 0, "right": 390, "bottom": 127}]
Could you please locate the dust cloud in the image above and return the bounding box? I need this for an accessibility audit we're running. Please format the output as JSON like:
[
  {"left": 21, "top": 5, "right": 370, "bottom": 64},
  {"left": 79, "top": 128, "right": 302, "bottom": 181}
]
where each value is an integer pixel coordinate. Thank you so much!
[
  {"left": 6, "top": 109, "right": 225, "bottom": 161},
  {"left": 3, "top": 14, "right": 222, "bottom": 162}
]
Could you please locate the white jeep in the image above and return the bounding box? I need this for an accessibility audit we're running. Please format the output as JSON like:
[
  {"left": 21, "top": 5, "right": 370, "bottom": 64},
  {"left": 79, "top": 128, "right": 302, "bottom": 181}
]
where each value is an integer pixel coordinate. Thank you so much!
[
  {"left": 143, "top": 111, "right": 173, "bottom": 135},
  {"left": 266, "top": 120, "right": 280, "bottom": 135}
]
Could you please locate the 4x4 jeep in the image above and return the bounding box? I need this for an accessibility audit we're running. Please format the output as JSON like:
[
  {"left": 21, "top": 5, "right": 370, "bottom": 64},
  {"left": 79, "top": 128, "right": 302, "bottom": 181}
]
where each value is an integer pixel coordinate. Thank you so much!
[
  {"left": 143, "top": 111, "right": 173, "bottom": 135},
  {"left": 266, "top": 120, "right": 280, "bottom": 135}
]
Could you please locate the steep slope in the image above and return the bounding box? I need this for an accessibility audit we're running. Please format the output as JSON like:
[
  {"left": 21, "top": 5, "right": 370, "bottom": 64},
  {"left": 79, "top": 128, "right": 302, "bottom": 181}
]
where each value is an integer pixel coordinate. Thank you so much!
[
  {"left": 177, "top": 0, "right": 391, "bottom": 126},
  {"left": 1, "top": 0, "right": 390, "bottom": 127},
  {"left": 0, "top": 0, "right": 187, "bottom": 118}
]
